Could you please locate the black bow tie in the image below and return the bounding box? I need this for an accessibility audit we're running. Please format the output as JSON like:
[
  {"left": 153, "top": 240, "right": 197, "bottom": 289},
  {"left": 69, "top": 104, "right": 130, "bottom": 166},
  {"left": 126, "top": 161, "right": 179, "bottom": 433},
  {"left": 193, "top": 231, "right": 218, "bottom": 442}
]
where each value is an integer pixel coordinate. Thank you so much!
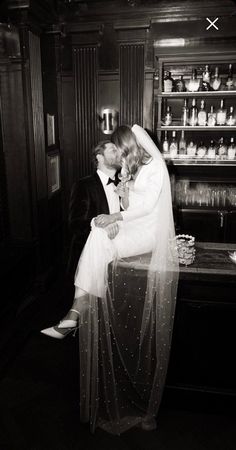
[{"left": 107, "top": 177, "right": 119, "bottom": 186}]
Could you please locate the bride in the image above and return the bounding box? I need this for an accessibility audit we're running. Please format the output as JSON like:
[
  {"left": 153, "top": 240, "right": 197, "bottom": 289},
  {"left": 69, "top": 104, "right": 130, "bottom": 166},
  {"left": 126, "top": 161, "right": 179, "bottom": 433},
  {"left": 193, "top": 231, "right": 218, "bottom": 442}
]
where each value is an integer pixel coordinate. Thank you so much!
[{"left": 41, "top": 124, "right": 179, "bottom": 435}]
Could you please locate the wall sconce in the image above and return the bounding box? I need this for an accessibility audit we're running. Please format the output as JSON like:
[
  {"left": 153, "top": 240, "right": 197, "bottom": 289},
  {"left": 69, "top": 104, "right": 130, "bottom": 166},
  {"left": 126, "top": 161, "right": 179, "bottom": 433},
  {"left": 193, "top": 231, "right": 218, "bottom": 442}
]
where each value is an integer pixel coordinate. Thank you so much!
[{"left": 100, "top": 108, "right": 118, "bottom": 135}]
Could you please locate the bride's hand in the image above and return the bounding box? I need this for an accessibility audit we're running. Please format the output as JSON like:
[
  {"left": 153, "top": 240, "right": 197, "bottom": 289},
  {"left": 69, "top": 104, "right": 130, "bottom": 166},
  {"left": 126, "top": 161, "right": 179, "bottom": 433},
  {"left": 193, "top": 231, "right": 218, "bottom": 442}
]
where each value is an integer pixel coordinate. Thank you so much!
[
  {"left": 105, "top": 223, "right": 119, "bottom": 239},
  {"left": 115, "top": 182, "right": 129, "bottom": 198},
  {"left": 94, "top": 214, "right": 116, "bottom": 228}
]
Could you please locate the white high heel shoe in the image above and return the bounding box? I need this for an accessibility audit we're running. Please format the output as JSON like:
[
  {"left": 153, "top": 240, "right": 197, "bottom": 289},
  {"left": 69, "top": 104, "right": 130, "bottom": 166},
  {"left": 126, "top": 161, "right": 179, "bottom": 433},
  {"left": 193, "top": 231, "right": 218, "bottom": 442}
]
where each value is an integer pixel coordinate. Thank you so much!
[{"left": 40, "top": 309, "right": 80, "bottom": 339}]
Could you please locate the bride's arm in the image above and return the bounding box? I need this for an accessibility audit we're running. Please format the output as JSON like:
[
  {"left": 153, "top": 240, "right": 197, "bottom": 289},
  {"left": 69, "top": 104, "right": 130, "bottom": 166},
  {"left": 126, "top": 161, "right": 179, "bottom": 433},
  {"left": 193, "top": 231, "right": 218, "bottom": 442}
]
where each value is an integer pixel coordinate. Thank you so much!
[{"left": 120, "top": 162, "right": 164, "bottom": 222}]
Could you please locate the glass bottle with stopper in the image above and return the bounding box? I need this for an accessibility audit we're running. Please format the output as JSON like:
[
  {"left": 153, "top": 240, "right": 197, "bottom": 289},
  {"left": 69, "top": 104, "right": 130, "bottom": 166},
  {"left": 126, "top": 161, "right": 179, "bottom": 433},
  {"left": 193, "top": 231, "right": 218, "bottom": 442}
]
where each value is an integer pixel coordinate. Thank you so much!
[
  {"left": 188, "top": 98, "right": 198, "bottom": 126},
  {"left": 226, "top": 106, "right": 236, "bottom": 126},
  {"left": 181, "top": 99, "right": 189, "bottom": 126},
  {"left": 197, "top": 99, "right": 207, "bottom": 126},
  {"left": 211, "top": 66, "right": 221, "bottom": 91},
  {"left": 169, "top": 131, "right": 178, "bottom": 158},
  {"left": 207, "top": 105, "right": 216, "bottom": 126},
  {"left": 207, "top": 140, "right": 216, "bottom": 159},
  {"left": 218, "top": 137, "right": 227, "bottom": 159},
  {"left": 187, "top": 68, "right": 200, "bottom": 92},
  {"left": 201, "top": 65, "right": 211, "bottom": 91},
  {"left": 216, "top": 99, "right": 227, "bottom": 126},
  {"left": 163, "top": 105, "right": 172, "bottom": 126},
  {"left": 186, "top": 141, "right": 197, "bottom": 157},
  {"left": 163, "top": 70, "right": 174, "bottom": 93},
  {"left": 175, "top": 75, "right": 185, "bottom": 92},
  {"left": 202, "top": 65, "right": 211, "bottom": 83},
  {"left": 227, "top": 137, "right": 236, "bottom": 160},
  {"left": 226, "top": 64, "right": 234, "bottom": 90},
  {"left": 197, "top": 141, "right": 207, "bottom": 158},
  {"left": 162, "top": 131, "right": 169, "bottom": 155},
  {"left": 179, "top": 130, "right": 187, "bottom": 156}
]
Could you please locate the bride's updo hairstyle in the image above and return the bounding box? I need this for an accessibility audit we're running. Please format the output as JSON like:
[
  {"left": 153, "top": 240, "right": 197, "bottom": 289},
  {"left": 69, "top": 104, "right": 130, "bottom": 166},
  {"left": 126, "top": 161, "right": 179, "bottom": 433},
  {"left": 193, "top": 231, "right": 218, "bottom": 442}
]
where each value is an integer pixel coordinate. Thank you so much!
[{"left": 111, "top": 125, "right": 150, "bottom": 176}]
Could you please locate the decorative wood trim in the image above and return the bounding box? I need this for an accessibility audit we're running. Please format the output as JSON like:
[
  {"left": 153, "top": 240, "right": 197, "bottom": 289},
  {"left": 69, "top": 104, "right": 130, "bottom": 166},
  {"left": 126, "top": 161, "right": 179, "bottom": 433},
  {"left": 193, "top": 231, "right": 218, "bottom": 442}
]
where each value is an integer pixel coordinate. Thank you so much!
[
  {"left": 120, "top": 43, "right": 144, "bottom": 126},
  {"left": 73, "top": 45, "right": 98, "bottom": 178},
  {"left": 28, "top": 31, "right": 47, "bottom": 200}
]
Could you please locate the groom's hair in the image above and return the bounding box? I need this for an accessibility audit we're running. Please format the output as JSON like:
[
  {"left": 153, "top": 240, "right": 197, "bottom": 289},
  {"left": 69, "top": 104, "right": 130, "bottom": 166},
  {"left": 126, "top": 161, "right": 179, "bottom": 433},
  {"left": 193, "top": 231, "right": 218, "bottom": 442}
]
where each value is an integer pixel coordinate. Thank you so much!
[{"left": 92, "top": 140, "right": 111, "bottom": 167}]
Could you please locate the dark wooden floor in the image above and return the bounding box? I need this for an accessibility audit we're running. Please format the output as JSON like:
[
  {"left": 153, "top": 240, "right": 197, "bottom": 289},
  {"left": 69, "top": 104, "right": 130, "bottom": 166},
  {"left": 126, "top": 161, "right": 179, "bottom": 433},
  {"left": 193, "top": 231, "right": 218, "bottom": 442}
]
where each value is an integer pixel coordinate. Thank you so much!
[{"left": 0, "top": 274, "right": 236, "bottom": 450}]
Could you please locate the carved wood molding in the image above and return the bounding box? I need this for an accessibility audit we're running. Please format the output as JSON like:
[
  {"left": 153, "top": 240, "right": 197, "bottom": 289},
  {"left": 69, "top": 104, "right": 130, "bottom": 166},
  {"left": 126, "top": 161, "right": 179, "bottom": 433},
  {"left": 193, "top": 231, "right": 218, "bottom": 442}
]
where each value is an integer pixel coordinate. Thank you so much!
[{"left": 73, "top": 45, "right": 98, "bottom": 178}]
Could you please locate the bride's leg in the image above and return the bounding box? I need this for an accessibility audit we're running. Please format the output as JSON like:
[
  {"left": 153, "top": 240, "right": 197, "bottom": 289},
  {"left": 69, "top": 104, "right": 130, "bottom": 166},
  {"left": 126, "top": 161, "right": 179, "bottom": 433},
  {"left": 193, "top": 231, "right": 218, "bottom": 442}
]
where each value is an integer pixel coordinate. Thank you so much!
[
  {"left": 60, "top": 226, "right": 116, "bottom": 320},
  {"left": 41, "top": 227, "right": 115, "bottom": 338}
]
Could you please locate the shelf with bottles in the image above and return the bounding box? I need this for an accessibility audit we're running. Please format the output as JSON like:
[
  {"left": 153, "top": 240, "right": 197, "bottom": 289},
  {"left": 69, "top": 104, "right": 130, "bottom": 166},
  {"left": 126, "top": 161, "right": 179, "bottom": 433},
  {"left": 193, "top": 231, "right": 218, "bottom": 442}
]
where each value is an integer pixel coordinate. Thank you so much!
[
  {"left": 162, "top": 130, "right": 236, "bottom": 163},
  {"left": 158, "top": 60, "right": 236, "bottom": 95},
  {"left": 160, "top": 98, "right": 236, "bottom": 129},
  {"left": 158, "top": 91, "right": 236, "bottom": 98}
]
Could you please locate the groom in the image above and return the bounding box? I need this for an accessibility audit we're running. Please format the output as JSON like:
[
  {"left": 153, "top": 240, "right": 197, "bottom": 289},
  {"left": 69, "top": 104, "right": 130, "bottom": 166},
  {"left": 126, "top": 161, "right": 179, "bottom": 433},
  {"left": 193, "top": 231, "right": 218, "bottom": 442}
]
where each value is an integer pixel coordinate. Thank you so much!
[{"left": 67, "top": 140, "right": 121, "bottom": 277}]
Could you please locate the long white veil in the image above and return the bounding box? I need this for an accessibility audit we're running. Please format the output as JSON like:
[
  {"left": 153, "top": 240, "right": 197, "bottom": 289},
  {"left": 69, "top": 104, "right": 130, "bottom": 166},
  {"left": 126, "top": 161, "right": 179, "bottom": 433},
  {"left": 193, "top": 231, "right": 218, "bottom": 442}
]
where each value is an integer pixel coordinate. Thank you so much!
[{"left": 79, "top": 125, "right": 179, "bottom": 434}]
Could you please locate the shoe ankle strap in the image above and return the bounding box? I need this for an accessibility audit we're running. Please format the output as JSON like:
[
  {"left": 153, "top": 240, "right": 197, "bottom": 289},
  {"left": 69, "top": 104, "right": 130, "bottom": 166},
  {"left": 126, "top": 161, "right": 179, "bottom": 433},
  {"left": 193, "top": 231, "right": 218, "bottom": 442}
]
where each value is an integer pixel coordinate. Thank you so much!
[{"left": 70, "top": 309, "right": 80, "bottom": 315}]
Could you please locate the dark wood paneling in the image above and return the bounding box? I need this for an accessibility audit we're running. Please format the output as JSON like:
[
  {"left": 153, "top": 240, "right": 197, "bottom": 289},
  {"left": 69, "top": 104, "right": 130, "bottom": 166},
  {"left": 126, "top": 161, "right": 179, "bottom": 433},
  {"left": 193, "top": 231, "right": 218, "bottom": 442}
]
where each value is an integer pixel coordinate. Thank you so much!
[
  {"left": 73, "top": 45, "right": 98, "bottom": 178},
  {"left": 29, "top": 31, "right": 47, "bottom": 200},
  {"left": 0, "top": 64, "right": 32, "bottom": 240},
  {"left": 120, "top": 43, "right": 144, "bottom": 126},
  {"left": 60, "top": 76, "right": 77, "bottom": 212},
  {"left": 0, "top": 103, "right": 9, "bottom": 242}
]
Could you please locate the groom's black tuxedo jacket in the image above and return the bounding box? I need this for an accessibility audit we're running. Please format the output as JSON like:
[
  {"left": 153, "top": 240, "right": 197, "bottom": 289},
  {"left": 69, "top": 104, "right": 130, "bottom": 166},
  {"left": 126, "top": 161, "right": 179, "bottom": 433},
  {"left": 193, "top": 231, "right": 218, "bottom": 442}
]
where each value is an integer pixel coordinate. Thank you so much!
[{"left": 67, "top": 172, "right": 110, "bottom": 276}]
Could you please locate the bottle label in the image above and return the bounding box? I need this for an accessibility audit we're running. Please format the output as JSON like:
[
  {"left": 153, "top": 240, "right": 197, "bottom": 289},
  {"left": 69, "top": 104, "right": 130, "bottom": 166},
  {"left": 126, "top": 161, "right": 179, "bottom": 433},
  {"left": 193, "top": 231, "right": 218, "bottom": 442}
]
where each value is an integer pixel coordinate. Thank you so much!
[
  {"left": 216, "top": 111, "right": 226, "bottom": 125},
  {"left": 227, "top": 147, "right": 236, "bottom": 159},
  {"left": 164, "top": 79, "right": 173, "bottom": 93},
  {"left": 198, "top": 111, "right": 207, "bottom": 126}
]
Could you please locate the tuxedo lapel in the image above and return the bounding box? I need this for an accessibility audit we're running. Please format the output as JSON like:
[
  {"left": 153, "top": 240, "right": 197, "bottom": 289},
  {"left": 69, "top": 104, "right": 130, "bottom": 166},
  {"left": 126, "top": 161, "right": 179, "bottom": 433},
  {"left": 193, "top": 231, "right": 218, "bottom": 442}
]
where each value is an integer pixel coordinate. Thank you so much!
[{"left": 93, "top": 172, "right": 110, "bottom": 214}]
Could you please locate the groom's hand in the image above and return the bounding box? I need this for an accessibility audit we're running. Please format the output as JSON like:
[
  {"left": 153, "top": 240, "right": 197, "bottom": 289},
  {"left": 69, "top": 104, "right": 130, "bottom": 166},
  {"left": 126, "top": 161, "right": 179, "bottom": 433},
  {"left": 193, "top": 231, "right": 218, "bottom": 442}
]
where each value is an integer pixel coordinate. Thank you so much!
[
  {"left": 105, "top": 223, "right": 119, "bottom": 239},
  {"left": 95, "top": 214, "right": 115, "bottom": 227}
]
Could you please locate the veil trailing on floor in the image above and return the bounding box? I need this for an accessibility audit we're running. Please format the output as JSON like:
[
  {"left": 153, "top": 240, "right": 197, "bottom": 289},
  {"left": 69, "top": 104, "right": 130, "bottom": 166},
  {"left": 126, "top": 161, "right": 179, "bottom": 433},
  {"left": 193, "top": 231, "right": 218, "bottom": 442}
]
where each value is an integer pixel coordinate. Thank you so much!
[{"left": 78, "top": 125, "right": 179, "bottom": 435}]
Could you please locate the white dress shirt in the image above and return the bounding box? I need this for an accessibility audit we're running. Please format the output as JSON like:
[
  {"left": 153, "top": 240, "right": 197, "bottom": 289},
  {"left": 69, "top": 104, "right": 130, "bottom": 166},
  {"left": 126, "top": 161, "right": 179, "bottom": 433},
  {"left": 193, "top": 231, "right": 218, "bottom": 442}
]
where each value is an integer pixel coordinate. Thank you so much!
[{"left": 97, "top": 169, "right": 120, "bottom": 214}]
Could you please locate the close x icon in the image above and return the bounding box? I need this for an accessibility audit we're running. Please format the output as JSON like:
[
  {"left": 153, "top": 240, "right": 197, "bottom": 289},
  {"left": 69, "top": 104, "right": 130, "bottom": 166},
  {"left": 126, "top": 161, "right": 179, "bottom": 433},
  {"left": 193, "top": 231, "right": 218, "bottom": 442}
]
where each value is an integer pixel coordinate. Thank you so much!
[{"left": 206, "top": 17, "right": 219, "bottom": 30}]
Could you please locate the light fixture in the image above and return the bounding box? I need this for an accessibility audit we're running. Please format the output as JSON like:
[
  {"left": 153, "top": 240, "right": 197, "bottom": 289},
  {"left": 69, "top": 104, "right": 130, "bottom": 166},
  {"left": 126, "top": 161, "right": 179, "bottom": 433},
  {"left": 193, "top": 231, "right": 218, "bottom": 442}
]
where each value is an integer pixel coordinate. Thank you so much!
[{"left": 100, "top": 108, "right": 118, "bottom": 135}]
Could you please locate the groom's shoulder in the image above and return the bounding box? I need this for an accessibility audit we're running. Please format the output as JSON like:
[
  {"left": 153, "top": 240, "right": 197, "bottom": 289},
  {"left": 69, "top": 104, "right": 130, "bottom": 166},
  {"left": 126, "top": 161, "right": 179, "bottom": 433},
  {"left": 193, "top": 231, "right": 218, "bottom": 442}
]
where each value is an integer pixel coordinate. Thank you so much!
[{"left": 75, "top": 173, "right": 99, "bottom": 190}]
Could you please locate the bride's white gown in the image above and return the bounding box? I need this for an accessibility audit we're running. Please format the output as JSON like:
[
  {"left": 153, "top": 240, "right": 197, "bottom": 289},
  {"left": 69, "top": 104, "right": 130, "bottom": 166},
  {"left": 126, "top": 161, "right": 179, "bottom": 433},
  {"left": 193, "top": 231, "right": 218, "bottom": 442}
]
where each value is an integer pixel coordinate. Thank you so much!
[
  {"left": 74, "top": 126, "right": 179, "bottom": 435},
  {"left": 74, "top": 158, "right": 164, "bottom": 300}
]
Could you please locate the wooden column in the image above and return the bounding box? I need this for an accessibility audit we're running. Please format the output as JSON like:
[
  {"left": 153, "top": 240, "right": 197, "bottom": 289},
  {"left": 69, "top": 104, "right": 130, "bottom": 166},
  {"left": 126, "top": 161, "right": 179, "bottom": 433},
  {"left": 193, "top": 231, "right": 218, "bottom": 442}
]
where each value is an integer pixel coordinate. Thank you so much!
[
  {"left": 120, "top": 43, "right": 144, "bottom": 126},
  {"left": 73, "top": 45, "right": 98, "bottom": 178}
]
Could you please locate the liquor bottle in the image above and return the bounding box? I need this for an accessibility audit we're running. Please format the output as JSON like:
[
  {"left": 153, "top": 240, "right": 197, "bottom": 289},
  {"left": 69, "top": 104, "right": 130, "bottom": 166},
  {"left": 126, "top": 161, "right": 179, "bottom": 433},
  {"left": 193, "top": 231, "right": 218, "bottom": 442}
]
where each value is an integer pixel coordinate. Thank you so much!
[
  {"left": 186, "top": 141, "right": 197, "bottom": 157},
  {"left": 163, "top": 105, "right": 172, "bottom": 126},
  {"left": 197, "top": 141, "right": 207, "bottom": 158},
  {"left": 181, "top": 99, "right": 189, "bottom": 126},
  {"left": 207, "top": 105, "right": 216, "bottom": 126},
  {"left": 163, "top": 70, "right": 174, "bottom": 93},
  {"left": 201, "top": 65, "right": 211, "bottom": 91},
  {"left": 169, "top": 130, "right": 178, "bottom": 157},
  {"left": 186, "top": 69, "right": 200, "bottom": 92},
  {"left": 218, "top": 137, "right": 227, "bottom": 159},
  {"left": 179, "top": 130, "right": 187, "bottom": 155},
  {"left": 175, "top": 75, "right": 185, "bottom": 92},
  {"left": 216, "top": 99, "right": 227, "bottom": 125},
  {"left": 211, "top": 66, "right": 221, "bottom": 91},
  {"left": 226, "top": 64, "right": 234, "bottom": 90},
  {"left": 197, "top": 100, "right": 207, "bottom": 126},
  {"left": 162, "top": 131, "right": 169, "bottom": 155},
  {"left": 188, "top": 98, "right": 198, "bottom": 126},
  {"left": 227, "top": 137, "right": 236, "bottom": 160},
  {"left": 207, "top": 140, "right": 216, "bottom": 159},
  {"left": 202, "top": 65, "right": 211, "bottom": 83},
  {"left": 226, "top": 106, "right": 236, "bottom": 126}
]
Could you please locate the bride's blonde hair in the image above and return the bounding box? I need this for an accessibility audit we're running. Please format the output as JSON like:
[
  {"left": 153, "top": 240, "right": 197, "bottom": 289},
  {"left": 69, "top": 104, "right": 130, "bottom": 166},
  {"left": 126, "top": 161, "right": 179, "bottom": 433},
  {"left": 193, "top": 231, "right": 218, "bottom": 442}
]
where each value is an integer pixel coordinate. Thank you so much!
[{"left": 111, "top": 125, "right": 150, "bottom": 176}]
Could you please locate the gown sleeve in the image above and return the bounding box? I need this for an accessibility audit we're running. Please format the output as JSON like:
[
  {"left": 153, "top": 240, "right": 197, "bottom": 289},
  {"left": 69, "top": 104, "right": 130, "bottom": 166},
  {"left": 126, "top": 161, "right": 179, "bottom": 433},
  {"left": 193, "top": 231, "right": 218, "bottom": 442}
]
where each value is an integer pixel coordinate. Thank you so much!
[{"left": 120, "top": 161, "right": 164, "bottom": 222}]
